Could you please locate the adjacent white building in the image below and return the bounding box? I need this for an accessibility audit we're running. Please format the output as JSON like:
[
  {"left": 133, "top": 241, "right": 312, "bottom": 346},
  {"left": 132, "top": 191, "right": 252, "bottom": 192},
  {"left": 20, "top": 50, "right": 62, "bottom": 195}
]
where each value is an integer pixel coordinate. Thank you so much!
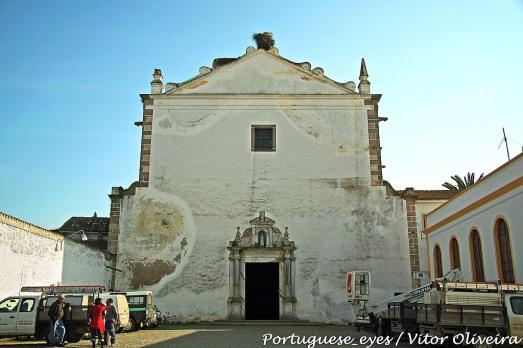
[
  {"left": 0, "top": 212, "right": 111, "bottom": 299},
  {"left": 424, "top": 153, "right": 523, "bottom": 284}
]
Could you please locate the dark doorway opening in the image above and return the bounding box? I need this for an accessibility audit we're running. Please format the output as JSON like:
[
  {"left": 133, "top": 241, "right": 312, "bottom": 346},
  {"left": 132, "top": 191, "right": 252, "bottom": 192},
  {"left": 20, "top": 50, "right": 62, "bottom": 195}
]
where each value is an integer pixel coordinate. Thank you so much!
[{"left": 245, "top": 262, "right": 279, "bottom": 320}]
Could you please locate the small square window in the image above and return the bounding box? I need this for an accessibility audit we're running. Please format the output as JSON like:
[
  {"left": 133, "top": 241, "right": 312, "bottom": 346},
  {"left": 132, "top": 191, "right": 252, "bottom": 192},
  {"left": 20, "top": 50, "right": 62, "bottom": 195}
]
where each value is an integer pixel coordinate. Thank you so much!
[{"left": 252, "top": 125, "right": 276, "bottom": 151}]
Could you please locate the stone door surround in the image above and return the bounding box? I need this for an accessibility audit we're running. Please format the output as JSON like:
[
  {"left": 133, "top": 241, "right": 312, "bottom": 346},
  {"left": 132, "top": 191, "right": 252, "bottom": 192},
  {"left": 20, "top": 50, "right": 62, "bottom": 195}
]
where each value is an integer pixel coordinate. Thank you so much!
[{"left": 227, "top": 211, "right": 297, "bottom": 320}]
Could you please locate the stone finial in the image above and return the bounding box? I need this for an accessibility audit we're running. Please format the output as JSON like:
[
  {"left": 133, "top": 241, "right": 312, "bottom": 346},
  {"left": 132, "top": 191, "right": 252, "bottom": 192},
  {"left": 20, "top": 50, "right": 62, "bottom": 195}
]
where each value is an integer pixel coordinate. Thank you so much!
[
  {"left": 300, "top": 62, "right": 311, "bottom": 70},
  {"left": 235, "top": 227, "right": 241, "bottom": 245},
  {"left": 269, "top": 47, "right": 279, "bottom": 55},
  {"left": 164, "top": 82, "right": 178, "bottom": 93},
  {"left": 199, "top": 66, "right": 212, "bottom": 74},
  {"left": 246, "top": 46, "right": 256, "bottom": 54},
  {"left": 312, "top": 67, "right": 324, "bottom": 76},
  {"left": 151, "top": 68, "right": 164, "bottom": 94},
  {"left": 153, "top": 69, "right": 163, "bottom": 81},
  {"left": 358, "top": 58, "right": 371, "bottom": 94},
  {"left": 284, "top": 227, "right": 289, "bottom": 239},
  {"left": 344, "top": 81, "right": 356, "bottom": 92},
  {"left": 359, "top": 58, "right": 368, "bottom": 80}
]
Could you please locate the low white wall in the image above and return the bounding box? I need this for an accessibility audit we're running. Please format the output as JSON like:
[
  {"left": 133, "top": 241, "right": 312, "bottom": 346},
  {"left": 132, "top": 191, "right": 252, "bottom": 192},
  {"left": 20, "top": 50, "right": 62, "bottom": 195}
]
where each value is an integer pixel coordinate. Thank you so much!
[
  {"left": 0, "top": 212, "right": 111, "bottom": 299},
  {"left": 0, "top": 213, "right": 63, "bottom": 299}
]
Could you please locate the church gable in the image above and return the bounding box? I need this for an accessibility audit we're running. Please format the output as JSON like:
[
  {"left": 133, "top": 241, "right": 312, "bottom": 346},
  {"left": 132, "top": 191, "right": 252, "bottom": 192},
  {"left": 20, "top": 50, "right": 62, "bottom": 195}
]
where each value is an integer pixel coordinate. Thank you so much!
[{"left": 169, "top": 49, "right": 354, "bottom": 95}]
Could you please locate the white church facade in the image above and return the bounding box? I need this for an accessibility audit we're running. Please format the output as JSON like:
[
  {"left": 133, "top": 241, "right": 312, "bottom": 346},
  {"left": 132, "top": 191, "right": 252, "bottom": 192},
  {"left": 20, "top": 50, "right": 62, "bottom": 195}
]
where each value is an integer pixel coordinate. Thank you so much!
[{"left": 106, "top": 43, "right": 426, "bottom": 322}]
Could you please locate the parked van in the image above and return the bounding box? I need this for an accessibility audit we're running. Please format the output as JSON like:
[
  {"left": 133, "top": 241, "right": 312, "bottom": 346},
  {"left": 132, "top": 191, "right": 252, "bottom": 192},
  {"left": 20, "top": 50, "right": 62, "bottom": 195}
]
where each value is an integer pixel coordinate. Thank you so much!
[
  {"left": 0, "top": 285, "right": 106, "bottom": 344},
  {"left": 99, "top": 293, "right": 131, "bottom": 333},
  {"left": 120, "top": 291, "right": 159, "bottom": 331}
]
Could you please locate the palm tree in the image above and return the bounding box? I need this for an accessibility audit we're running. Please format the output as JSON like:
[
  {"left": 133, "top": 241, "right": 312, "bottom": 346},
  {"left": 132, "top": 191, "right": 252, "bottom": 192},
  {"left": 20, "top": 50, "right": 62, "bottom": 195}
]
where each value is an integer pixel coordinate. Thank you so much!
[{"left": 442, "top": 172, "right": 484, "bottom": 190}]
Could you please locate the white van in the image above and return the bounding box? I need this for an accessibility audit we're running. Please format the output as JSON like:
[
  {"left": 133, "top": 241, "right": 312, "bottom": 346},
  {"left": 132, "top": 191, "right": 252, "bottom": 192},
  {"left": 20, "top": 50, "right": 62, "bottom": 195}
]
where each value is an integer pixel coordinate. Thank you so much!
[{"left": 99, "top": 293, "right": 130, "bottom": 332}]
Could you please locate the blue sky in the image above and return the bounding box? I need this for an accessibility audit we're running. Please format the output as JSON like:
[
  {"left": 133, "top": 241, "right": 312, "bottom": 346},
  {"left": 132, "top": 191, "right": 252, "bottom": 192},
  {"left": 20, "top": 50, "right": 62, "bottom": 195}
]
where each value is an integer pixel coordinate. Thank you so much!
[{"left": 1, "top": 0, "right": 522, "bottom": 228}]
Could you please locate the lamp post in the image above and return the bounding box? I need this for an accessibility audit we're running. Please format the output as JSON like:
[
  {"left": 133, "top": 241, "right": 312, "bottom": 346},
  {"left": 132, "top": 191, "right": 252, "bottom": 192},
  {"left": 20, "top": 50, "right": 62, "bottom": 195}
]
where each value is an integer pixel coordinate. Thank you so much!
[
  {"left": 68, "top": 229, "right": 88, "bottom": 241},
  {"left": 56, "top": 230, "right": 88, "bottom": 251}
]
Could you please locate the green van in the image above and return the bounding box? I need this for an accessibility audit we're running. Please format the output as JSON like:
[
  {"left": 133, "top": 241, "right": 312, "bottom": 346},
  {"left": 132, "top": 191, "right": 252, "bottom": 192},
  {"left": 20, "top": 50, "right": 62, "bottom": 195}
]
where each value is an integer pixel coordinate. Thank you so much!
[{"left": 123, "top": 291, "right": 160, "bottom": 331}]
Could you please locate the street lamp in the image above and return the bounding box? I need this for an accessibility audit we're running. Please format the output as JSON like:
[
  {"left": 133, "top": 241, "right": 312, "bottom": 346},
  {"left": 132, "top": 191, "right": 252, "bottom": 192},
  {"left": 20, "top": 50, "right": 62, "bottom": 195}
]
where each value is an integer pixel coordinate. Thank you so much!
[
  {"left": 69, "top": 229, "right": 88, "bottom": 241},
  {"left": 55, "top": 230, "right": 88, "bottom": 251}
]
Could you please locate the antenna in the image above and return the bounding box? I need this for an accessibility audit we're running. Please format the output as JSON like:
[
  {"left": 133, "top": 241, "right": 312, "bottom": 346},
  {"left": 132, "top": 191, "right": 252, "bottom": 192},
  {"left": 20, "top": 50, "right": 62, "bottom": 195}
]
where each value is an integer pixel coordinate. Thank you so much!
[{"left": 498, "top": 128, "right": 511, "bottom": 161}]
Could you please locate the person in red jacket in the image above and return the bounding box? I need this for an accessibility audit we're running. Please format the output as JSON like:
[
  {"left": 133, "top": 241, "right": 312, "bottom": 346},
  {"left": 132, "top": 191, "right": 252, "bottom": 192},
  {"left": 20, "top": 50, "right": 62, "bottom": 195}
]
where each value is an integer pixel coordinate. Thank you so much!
[{"left": 89, "top": 298, "right": 106, "bottom": 348}]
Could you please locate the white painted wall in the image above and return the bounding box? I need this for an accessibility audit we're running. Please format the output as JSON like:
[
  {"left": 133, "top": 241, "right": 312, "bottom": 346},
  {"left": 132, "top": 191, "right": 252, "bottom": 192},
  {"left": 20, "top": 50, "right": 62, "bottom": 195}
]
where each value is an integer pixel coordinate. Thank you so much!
[
  {"left": 116, "top": 50, "right": 412, "bottom": 322},
  {"left": 0, "top": 216, "right": 63, "bottom": 299},
  {"left": 0, "top": 213, "right": 111, "bottom": 300},
  {"left": 62, "top": 240, "right": 111, "bottom": 286},
  {"left": 414, "top": 200, "right": 447, "bottom": 283}
]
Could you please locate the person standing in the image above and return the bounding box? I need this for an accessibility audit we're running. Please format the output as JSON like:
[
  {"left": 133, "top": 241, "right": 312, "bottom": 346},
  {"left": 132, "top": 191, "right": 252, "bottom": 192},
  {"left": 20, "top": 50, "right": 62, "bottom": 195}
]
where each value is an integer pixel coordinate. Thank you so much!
[
  {"left": 89, "top": 298, "right": 106, "bottom": 348},
  {"left": 103, "top": 298, "right": 119, "bottom": 346},
  {"left": 48, "top": 293, "right": 66, "bottom": 347}
]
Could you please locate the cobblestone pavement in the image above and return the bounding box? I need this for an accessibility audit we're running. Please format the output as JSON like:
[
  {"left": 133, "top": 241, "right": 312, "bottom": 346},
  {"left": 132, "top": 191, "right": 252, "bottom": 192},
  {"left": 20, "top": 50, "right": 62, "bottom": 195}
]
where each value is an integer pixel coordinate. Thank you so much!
[{"left": 0, "top": 324, "right": 417, "bottom": 348}]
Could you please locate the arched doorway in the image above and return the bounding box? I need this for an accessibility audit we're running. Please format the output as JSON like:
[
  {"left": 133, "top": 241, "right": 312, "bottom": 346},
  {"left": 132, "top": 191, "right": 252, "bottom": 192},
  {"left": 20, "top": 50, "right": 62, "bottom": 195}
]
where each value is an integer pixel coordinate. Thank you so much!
[{"left": 227, "top": 211, "right": 297, "bottom": 320}]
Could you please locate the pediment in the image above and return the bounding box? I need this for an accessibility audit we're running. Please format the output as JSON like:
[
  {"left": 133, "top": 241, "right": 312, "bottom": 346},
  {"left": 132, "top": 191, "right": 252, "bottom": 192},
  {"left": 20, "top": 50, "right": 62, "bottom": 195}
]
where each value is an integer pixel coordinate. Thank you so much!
[
  {"left": 249, "top": 216, "right": 275, "bottom": 225},
  {"left": 168, "top": 50, "right": 354, "bottom": 95},
  {"left": 228, "top": 212, "right": 294, "bottom": 249}
]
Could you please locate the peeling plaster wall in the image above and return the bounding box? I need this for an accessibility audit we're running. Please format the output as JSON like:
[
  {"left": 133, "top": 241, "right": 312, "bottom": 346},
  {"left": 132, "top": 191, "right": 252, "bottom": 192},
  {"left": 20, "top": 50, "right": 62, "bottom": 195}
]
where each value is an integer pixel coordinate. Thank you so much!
[
  {"left": 0, "top": 221, "right": 63, "bottom": 299},
  {"left": 62, "top": 240, "right": 111, "bottom": 286},
  {"left": 116, "top": 94, "right": 411, "bottom": 322},
  {"left": 117, "top": 189, "right": 195, "bottom": 293}
]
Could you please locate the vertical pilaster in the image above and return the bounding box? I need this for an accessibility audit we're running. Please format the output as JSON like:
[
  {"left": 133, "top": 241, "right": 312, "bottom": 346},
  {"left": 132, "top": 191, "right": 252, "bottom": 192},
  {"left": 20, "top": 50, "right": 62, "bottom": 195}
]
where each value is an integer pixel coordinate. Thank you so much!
[
  {"left": 404, "top": 188, "right": 421, "bottom": 289},
  {"left": 281, "top": 245, "right": 297, "bottom": 320},
  {"left": 365, "top": 95, "right": 386, "bottom": 186},
  {"left": 107, "top": 186, "right": 123, "bottom": 290},
  {"left": 227, "top": 246, "right": 242, "bottom": 320},
  {"left": 138, "top": 95, "right": 154, "bottom": 186},
  {"left": 107, "top": 187, "right": 123, "bottom": 254}
]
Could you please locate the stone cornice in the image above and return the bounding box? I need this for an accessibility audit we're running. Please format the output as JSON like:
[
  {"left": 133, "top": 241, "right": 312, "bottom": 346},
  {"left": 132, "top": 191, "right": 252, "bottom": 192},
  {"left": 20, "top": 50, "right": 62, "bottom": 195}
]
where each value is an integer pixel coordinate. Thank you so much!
[{"left": 146, "top": 94, "right": 368, "bottom": 100}]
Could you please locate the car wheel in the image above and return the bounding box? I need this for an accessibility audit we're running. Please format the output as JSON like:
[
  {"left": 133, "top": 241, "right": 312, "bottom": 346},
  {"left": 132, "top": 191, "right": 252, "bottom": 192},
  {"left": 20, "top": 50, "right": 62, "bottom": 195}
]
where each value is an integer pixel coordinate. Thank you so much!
[{"left": 130, "top": 318, "right": 140, "bottom": 332}]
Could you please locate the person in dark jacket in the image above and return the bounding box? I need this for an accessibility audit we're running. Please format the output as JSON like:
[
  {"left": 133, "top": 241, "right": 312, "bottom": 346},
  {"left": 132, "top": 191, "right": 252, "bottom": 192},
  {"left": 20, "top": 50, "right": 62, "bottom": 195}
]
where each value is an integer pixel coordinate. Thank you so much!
[
  {"left": 48, "top": 294, "right": 66, "bottom": 347},
  {"left": 103, "top": 298, "right": 119, "bottom": 346}
]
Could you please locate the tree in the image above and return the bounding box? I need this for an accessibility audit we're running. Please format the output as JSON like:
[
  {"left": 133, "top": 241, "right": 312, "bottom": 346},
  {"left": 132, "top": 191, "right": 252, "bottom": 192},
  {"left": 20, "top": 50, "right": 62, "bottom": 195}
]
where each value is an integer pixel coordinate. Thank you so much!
[{"left": 442, "top": 172, "right": 484, "bottom": 190}]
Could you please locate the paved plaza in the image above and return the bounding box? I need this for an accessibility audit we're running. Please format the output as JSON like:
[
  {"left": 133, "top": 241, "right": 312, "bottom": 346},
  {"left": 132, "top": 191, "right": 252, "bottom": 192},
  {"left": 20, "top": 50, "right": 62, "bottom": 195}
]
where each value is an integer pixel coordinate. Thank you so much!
[{"left": 0, "top": 324, "right": 417, "bottom": 348}]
